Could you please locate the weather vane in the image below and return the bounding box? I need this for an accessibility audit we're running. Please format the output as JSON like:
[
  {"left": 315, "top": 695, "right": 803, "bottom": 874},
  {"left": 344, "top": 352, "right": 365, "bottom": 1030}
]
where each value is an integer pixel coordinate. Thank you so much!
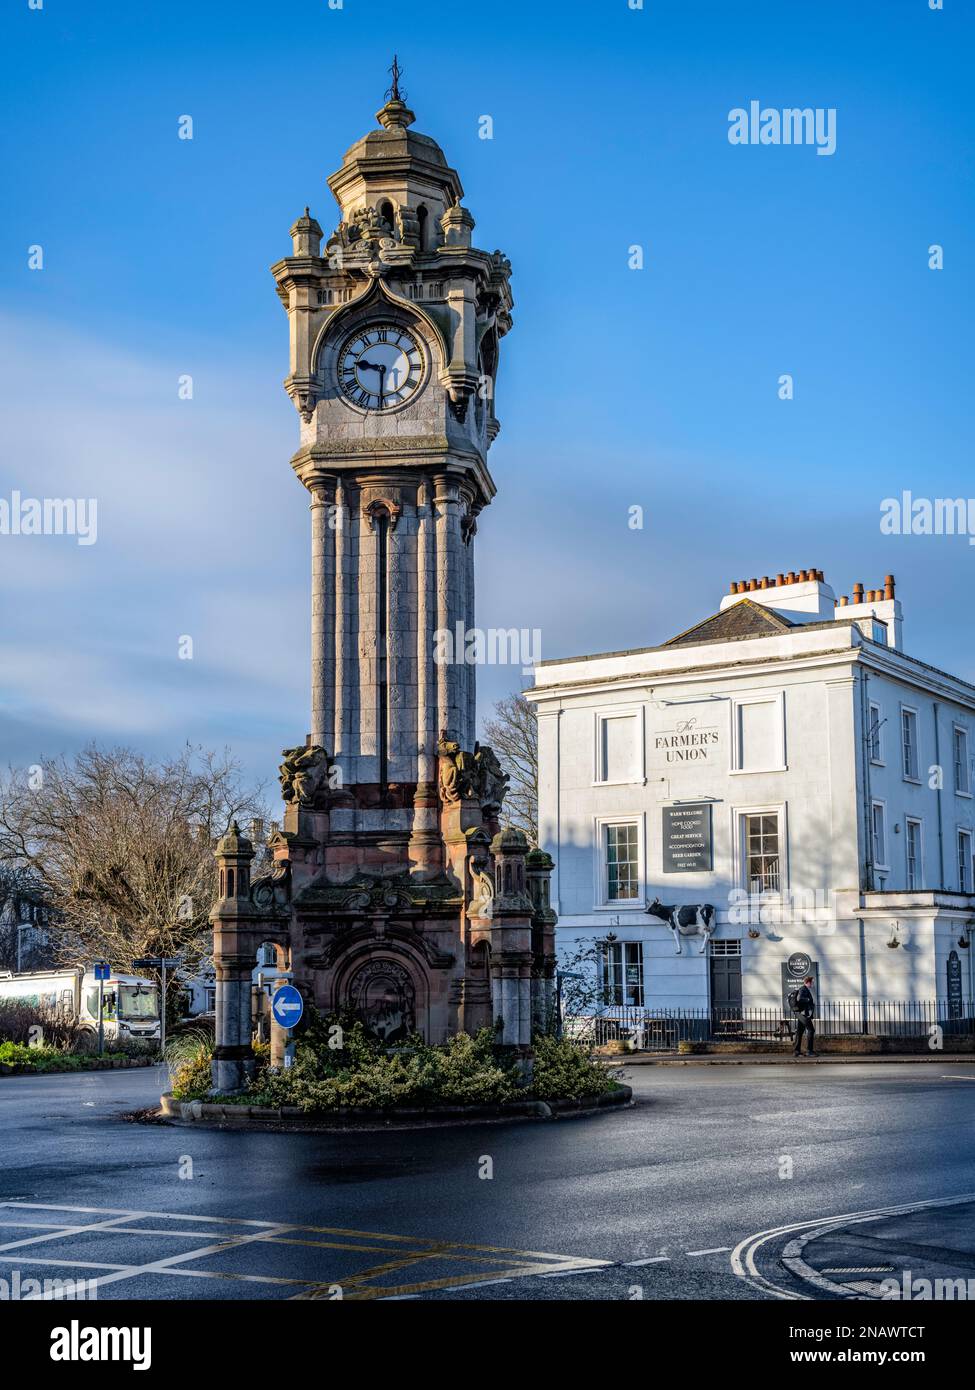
[{"left": 385, "top": 54, "right": 406, "bottom": 104}]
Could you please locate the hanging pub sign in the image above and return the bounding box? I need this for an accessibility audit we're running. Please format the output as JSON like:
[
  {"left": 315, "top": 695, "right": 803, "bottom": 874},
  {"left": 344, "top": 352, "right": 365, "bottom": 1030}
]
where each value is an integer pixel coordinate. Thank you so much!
[
  {"left": 780, "top": 957, "right": 820, "bottom": 1018},
  {"left": 662, "top": 803, "right": 713, "bottom": 873}
]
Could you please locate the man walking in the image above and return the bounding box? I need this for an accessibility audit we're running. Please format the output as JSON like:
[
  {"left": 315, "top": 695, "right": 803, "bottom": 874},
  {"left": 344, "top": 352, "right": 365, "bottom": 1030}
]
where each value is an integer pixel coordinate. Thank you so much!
[{"left": 791, "top": 975, "right": 816, "bottom": 1058}]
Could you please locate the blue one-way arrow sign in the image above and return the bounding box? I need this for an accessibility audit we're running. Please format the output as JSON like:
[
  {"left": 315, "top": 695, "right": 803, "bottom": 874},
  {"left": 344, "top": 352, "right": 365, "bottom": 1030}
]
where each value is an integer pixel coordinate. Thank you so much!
[{"left": 271, "top": 985, "right": 304, "bottom": 1030}]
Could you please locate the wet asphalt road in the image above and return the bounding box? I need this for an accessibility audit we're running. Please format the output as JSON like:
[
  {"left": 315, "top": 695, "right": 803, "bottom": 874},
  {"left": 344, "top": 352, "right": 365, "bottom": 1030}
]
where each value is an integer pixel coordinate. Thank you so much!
[{"left": 1, "top": 1061, "right": 973, "bottom": 1300}]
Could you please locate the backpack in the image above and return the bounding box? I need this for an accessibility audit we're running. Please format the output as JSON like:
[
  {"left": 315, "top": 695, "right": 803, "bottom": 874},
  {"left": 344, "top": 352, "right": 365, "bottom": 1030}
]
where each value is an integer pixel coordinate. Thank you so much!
[{"left": 788, "top": 988, "right": 802, "bottom": 1014}]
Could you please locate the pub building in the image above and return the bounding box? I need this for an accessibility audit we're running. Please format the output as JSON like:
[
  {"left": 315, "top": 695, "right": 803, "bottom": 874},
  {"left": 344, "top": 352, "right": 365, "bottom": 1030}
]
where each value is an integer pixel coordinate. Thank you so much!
[{"left": 526, "top": 570, "right": 975, "bottom": 1019}]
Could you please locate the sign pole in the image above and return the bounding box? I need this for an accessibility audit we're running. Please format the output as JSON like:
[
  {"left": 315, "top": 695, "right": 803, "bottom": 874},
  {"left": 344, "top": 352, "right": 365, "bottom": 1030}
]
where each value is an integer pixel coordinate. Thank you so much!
[
  {"left": 97, "top": 973, "right": 104, "bottom": 1056},
  {"left": 160, "top": 960, "right": 167, "bottom": 1059}
]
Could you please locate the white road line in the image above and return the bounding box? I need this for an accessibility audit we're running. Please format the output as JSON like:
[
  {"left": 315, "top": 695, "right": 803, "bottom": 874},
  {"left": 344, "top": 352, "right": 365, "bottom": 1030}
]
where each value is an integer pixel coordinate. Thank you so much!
[
  {"left": 731, "top": 1192, "right": 975, "bottom": 1302},
  {"left": 941, "top": 1075, "right": 975, "bottom": 1081},
  {"left": 448, "top": 1277, "right": 517, "bottom": 1292},
  {"left": 625, "top": 1256, "right": 671, "bottom": 1265},
  {"left": 79, "top": 1222, "right": 304, "bottom": 1296},
  {"left": 539, "top": 1265, "right": 608, "bottom": 1278},
  {"left": 686, "top": 1246, "right": 731, "bottom": 1256},
  {"left": 2, "top": 1203, "right": 610, "bottom": 1299},
  {"left": 0, "top": 1211, "right": 145, "bottom": 1254}
]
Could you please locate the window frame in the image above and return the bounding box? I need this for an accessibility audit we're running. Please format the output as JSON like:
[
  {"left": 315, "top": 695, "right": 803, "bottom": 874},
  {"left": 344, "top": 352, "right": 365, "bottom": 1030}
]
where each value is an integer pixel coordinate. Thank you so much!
[
  {"left": 868, "top": 700, "right": 884, "bottom": 765},
  {"left": 871, "top": 798, "right": 889, "bottom": 872},
  {"left": 730, "top": 691, "right": 787, "bottom": 775},
  {"left": 734, "top": 803, "right": 788, "bottom": 898},
  {"left": 900, "top": 705, "right": 921, "bottom": 783},
  {"left": 953, "top": 724, "right": 972, "bottom": 798},
  {"left": 592, "top": 704, "right": 646, "bottom": 787},
  {"left": 601, "top": 939, "right": 645, "bottom": 1007},
  {"left": 905, "top": 816, "right": 924, "bottom": 891},
  {"left": 593, "top": 814, "right": 645, "bottom": 909},
  {"left": 957, "top": 828, "right": 973, "bottom": 894}
]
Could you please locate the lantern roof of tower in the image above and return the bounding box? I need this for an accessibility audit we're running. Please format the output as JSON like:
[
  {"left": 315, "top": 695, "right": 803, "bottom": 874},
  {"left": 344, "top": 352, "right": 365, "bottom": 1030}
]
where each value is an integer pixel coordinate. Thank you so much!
[
  {"left": 215, "top": 820, "right": 253, "bottom": 857},
  {"left": 327, "top": 61, "right": 464, "bottom": 211}
]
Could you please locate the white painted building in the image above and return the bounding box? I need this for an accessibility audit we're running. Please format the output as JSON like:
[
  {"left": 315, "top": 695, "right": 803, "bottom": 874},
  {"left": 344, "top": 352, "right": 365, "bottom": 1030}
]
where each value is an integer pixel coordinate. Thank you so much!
[{"left": 526, "top": 570, "right": 975, "bottom": 1019}]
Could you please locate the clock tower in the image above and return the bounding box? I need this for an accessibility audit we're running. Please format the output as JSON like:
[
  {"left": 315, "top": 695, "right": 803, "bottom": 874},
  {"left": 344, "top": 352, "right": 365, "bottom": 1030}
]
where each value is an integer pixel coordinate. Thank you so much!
[{"left": 209, "top": 65, "right": 556, "bottom": 1090}]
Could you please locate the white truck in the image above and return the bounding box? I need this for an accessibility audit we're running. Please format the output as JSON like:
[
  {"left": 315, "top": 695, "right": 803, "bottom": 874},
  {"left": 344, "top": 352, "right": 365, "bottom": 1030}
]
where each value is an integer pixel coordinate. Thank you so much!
[{"left": 0, "top": 967, "right": 161, "bottom": 1043}]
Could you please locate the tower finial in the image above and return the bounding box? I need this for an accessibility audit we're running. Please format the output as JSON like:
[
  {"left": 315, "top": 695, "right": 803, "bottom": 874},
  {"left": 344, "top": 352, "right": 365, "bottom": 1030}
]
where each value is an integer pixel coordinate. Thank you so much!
[{"left": 385, "top": 54, "right": 405, "bottom": 104}]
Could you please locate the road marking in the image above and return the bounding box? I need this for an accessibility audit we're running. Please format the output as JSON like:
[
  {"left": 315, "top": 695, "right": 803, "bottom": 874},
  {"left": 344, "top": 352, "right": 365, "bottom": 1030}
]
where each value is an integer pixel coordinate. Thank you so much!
[
  {"left": 686, "top": 1246, "right": 731, "bottom": 1256},
  {"left": 732, "top": 1192, "right": 975, "bottom": 1302},
  {"left": 941, "top": 1075, "right": 975, "bottom": 1081},
  {"left": 821, "top": 1266, "right": 895, "bottom": 1274},
  {"left": 625, "top": 1256, "right": 670, "bottom": 1265},
  {"left": 0, "top": 1202, "right": 611, "bottom": 1301}
]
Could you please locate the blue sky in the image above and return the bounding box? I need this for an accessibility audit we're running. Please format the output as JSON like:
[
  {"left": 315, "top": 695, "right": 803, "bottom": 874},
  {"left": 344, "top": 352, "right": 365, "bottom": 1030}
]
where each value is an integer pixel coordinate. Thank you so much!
[{"left": 0, "top": 0, "right": 971, "bottom": 785}]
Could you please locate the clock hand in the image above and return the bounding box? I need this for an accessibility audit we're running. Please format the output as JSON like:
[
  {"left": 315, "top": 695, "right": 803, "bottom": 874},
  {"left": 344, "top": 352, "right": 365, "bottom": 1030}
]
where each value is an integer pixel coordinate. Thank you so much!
[
  {"left": 378, "top": 363, "right": 386, "bottom": 406},
  {"left": 358, "top": 360, "right": 383, "bottom": 372}
]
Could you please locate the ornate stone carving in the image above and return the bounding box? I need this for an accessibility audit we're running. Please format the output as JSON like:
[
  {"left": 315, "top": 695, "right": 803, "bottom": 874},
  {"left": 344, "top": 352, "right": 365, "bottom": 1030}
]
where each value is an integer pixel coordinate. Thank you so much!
[
  {"left": 279, "top": 745, "right": 333, "bottom": 808},
  {"left": 250, "top": 859, "right": 292, "bottom": 913},
  {"left": 437, "top": 737, "right": 509, "bottom": 812},
  {"left": 466, "top": 831, "right": 494, "bottom": 921},
  {"left": 473, "top": 742, "right": 509, "bottom": 815},
  {"left": 437, "top": 736, "right": 479, "bottom": 803}
]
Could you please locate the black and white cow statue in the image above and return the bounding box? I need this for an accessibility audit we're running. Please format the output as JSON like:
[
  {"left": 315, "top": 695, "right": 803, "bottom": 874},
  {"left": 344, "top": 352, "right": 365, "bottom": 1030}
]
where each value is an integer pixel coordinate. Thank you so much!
[{"left": 645, "top": 898, "right": 716, "bottom": 955}]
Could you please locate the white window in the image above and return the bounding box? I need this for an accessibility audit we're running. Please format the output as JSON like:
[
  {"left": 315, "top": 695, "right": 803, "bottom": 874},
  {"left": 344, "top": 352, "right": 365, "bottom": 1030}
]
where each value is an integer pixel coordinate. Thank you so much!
[
  {"left": 710, "top": 939, "right": 742, "bottom": 956},
  {"left": 958, "top": 830, "right": 973, "bottom": 894},
  {"left": 871, "top": 800, "right": 889, "bottom": 870},
  {"left": 602, "top": 941, "right": 644, "bottom": 1006},
  {"left": 901, "top": 708, "right": 920, "bottom": 781},
  {"left": 868, "top": 701, "right": 884, "bottom": 763},
  {"left": 953, "top": 726, "right": 971, "bottom": 796},
  {"left": 603, "top": 822, "right": 641, "bottom": 903},
  {"left": 905, "top": 818, "right": 923, "bottom": 890},
  {"left": 732, "top": 693, "right": 785, "bottom": 773},
  {"left": 741, "top": 811, "right": 782, "bottom": 893},
  {"left": 594, "top": 709, "right": 643, "bottom": 784}
]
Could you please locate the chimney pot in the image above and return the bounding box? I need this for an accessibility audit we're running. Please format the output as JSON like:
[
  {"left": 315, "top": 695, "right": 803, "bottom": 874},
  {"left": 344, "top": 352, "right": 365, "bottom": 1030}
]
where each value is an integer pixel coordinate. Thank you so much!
[
  {"left": 729, "top": 582, "right": 737, "bottom": 594},
  {"left": 786, "top": 571, "right": 795, "bottom": 584},
  {"left": 884, "top": 574, "right": 895, "bottom": 599},
  {"left": 760, "top": 576, "right": 769, "bottom": 589},
  {"left": 776, "top": 573, "right": 785, "bottom": 586}
]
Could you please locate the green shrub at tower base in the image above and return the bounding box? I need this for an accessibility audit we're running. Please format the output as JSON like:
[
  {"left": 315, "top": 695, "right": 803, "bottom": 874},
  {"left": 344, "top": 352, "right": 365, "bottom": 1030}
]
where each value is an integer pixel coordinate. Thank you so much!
[{"left": 170, "top": 1011, "right": 621, "bottom": 1112}]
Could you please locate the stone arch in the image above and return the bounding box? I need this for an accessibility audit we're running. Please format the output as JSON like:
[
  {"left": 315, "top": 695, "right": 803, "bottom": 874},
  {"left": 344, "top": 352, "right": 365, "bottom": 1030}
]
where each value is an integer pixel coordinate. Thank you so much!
[
  {"left": 377, "top": 198, "right": 395, "bottom": 231},
  {"left": 328, "top": 942, "right": 430, "bottom": 1043},
  {"left": 416, "top": 203, "right": 429, "bottom": 249}
]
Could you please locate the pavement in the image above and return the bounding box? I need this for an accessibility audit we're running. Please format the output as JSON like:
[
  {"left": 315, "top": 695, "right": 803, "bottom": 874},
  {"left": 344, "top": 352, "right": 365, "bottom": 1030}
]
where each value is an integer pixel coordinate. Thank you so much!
[
  {"left": 610, "top": 1051, "right": 975, "bottom": 1066},
  {"left": 1, "top": 1060, "right": 974, "bottom": 1301}
]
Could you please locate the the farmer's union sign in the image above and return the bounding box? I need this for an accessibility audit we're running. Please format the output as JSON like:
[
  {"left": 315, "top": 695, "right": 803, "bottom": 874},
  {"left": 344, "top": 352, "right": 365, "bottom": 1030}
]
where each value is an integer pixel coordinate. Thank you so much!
[{"left": 652, "top": 717, "right": 721, "bottom": 765}]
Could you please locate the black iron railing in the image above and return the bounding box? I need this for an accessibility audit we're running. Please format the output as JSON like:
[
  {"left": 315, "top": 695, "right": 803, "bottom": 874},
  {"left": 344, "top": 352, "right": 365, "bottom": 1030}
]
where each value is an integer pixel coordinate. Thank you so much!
[{"left": 564, "top": 1000, "right": 975, "bottom": 1051}]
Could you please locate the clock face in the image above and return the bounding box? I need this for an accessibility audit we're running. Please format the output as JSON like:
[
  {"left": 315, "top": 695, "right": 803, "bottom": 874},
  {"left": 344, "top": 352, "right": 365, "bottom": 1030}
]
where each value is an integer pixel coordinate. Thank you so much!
[{"left": 337, "top": 324, "right": 424, "bottom": 411}]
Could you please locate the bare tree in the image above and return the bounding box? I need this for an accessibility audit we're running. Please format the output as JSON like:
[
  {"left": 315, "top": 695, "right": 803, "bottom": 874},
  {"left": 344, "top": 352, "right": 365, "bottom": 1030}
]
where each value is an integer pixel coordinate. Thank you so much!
[
  {"left": 483, "top": 691, "right": 538, "bottom": 844},
  {"left": 0, "top": 744, "right": 265, "bottom": 974}
]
